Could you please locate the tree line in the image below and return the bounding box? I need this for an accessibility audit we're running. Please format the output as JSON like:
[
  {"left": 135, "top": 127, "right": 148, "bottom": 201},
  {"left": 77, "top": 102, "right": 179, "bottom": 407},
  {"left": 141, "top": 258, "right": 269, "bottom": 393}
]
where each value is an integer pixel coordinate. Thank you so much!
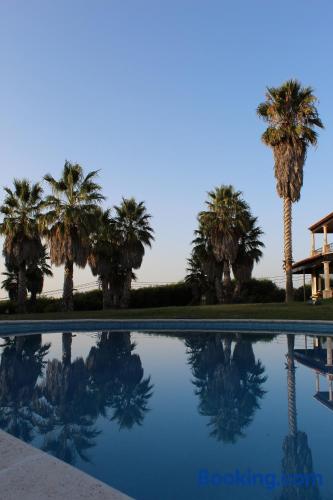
[
  {"left": 186, "top": 79, "right": 324, "bottom": 304},
  {"left": 0, "top": 161, "right": 154, "bottom": 313},
  {"left": 0, "top": 79, "right": 325, "bottom": 311}
]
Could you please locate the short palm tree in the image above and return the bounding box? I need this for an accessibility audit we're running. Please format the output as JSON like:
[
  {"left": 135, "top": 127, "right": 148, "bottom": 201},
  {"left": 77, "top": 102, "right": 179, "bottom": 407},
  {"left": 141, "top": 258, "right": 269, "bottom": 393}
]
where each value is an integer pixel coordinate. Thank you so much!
[
  {"left": 2, "top": 245, "right": 53, "bottom": 306},
  {"left": 0, "top": 179, "right": 44, "bottom": 312},
  {"left": 112, "top": 198, "right": 154, "bottom": 308},
  {"left": 200, "top": 186, "right": 250, "bottom": 302},
  {"left": 232, "top": 217, "right": 264, "bottom": 298},
  {"left": 88, "top": 208, "right": 115, "bottom": 309},
  {"left": 190, "top": 228, "right": 224, "bottom": 303},
  {"left": 257, "top": 80, "right": 324, "bottom": 302},
  {"left": 26, "top": 245, "right": 53, "bottom": 305},
  {"left": 43, "top": 161, "right": 104, "bottom": 311}
]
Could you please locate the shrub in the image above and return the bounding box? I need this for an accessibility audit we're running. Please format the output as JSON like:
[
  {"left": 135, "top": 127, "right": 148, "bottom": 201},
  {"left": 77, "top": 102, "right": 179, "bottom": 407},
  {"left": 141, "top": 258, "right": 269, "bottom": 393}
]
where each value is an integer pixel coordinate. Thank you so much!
[
  {"left": 237, "top": 279, "right": 285, "bottom": 303},
  {"left": 130, "top": 283, "right": 193, "bottom": 308},
  {"left": 294, "top": 284, "right": 312, "bottom": 301},
  {"left": 73, "top": 289, "right": 103, "bottom": 311}
]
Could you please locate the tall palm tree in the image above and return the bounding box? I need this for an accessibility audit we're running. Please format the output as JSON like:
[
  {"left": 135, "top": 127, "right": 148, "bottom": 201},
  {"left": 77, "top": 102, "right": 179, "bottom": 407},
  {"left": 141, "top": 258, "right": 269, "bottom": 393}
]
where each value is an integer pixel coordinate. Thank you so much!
[
  {"left": 0, "top": 179, "right": 44, "bottom": 313},
  {"left": 232, "top": 217, "right": 264, "bottom": 299},
  {"left": 112, "top": 198, "right": 154, "bottom": 308},
  {"left": 200, "top": 185, "right": 250, "bottom": 302},
  {"left": 43, "top": 161, "right": 104, "bottom": 311},
  {"left": 257, "top": 80, "right": 324, "bottom": 302}
]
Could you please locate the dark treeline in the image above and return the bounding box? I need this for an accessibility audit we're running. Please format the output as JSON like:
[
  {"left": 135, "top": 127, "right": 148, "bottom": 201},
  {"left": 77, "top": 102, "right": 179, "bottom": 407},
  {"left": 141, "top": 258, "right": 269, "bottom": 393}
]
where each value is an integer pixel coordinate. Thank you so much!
[{"left": 0, "top": 161, "right": 154, "bottom": 313}]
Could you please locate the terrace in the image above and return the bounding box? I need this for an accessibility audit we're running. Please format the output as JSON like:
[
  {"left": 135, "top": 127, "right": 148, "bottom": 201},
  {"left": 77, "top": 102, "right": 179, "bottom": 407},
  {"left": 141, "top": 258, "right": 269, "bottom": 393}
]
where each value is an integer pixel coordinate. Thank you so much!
[{"left": 292, "top": 211, "right": 333, "bottom": 299}]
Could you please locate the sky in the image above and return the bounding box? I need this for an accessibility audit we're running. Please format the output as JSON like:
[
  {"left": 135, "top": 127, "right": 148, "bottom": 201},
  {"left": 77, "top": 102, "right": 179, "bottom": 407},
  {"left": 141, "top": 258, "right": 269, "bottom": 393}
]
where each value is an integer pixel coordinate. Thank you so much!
[{"left": 0, "top": 0, "right": 332, "bottom": 295}]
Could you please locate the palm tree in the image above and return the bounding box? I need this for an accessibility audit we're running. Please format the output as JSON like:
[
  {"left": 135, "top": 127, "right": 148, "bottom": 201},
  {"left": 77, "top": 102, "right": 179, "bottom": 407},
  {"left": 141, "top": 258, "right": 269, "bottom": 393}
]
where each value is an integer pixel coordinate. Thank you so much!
[
  {"left": 1, "top": 265, "right": 18, "bottom": 302},
  {"left": 88, "top": 209, "right": 114, "bottom": 309},
  {"left": 232, "top": 217, "right": 264, "bottom": 299},
  {"left": 2, "top": 245, "right": 53, "bottom": 307},
  {"left": 257, "top": 80, "right": 324, "bottom": 302},
  {"left": 199, "top": 185, "right": 250, "bottom": 302},
  {"left": 0, "top": 179, "right": 44, "bottom": 313},
  {"left": 112, "top": 198, "right": 154, "bottom": 308},
  {"left": 188, "top": 228, "right": 223, "bottom": 303},
  {"left": 26, "top": 245, "right": 53, "bottom": 306},
  {"left": 43, "top": 161, "right": 104, "bottom": 311}
]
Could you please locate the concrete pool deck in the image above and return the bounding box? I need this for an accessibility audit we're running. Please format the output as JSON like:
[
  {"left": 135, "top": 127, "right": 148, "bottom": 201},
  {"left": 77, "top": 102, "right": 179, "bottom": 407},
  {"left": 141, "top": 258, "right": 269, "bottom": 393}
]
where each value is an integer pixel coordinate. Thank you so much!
[{"left": 0, "top": 430, "right": 131, "bottom": 500}]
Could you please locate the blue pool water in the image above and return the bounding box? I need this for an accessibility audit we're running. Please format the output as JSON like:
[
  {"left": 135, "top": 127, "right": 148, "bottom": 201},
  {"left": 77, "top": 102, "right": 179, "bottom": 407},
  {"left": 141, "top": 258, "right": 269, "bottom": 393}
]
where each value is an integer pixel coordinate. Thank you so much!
[{"left": 0, "top": 329, "right": 332, "bottom": 499}]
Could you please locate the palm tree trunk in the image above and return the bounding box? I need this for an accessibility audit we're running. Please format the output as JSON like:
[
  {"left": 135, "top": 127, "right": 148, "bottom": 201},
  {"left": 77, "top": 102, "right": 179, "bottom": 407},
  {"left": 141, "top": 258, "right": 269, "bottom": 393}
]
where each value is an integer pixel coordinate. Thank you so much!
[
  {"left": 223, "top": 261, "right": 232, "bottom": 303},
  {"left": 284, "top": 197, "right": 294, "bottom": 302},
  {"left": 101, "top": 276, "right": 112, "bottom": 309},
  {"left": 17, "top": 263, "right": 27, "bottom": 313},
  {"left": 63, "top": 259, "right": 74, "bottom": 312},
  {"left": 120, "top": 270, "right": 132, "bottom": 308},
  {"left": 214, "top": 276, "right": 223, "bottom": 304},
  {"left": 30, "top": 290, "right": 37, "bottom": 307},
  {"left": 233, "top": 280, "right": 242, "bottom": 301}
]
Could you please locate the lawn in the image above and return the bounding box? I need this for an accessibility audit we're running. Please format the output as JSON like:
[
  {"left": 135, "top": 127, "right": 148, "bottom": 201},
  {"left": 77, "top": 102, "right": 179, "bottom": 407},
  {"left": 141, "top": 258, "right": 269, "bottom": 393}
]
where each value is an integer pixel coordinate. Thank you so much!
[{"left": 1, "top": 301, "right": 333, "bottom": 321}]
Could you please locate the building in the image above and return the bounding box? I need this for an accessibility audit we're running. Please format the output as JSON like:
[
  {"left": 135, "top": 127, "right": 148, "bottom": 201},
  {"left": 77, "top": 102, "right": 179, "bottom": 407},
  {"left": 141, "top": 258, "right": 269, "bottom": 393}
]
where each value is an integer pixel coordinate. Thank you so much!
[{"left": 292, "top": 211, "right": 333, "bottom": 299}]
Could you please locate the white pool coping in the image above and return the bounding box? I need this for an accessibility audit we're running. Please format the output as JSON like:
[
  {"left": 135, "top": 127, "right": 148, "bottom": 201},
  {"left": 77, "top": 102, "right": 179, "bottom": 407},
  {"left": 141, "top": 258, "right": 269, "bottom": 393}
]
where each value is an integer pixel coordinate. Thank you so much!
[{"left": 0, "top": 430, "right": 132, "bottom": 500}]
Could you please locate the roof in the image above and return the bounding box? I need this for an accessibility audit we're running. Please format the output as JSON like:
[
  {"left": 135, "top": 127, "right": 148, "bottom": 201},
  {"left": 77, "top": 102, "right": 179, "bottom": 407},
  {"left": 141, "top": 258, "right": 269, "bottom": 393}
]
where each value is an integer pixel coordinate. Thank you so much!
[
  {"left": 309, "top": 211, "right": 333, "bottom": 233},
  {"left": 291, "top": 253, "right": 333, "bottom": 274}
]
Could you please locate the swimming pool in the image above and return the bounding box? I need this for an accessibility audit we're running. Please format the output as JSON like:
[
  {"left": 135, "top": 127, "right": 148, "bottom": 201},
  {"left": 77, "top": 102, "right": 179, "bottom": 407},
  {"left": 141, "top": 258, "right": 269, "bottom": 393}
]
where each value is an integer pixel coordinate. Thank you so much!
[{"left": 0, "top": 327, "right": 331, "bottom": 499}]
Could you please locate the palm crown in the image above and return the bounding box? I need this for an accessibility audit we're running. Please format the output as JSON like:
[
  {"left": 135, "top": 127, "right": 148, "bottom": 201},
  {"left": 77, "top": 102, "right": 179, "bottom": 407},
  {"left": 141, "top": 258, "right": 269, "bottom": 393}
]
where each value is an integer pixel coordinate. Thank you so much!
[
  {"left": 257, "top": 79, "right": 324, "bottom": 202},
  {"left": 43, "top": 161, "right": 104, "bottom": 267},
  {"left": 0, "top": 179, "right": 44, "bottom": 267}
]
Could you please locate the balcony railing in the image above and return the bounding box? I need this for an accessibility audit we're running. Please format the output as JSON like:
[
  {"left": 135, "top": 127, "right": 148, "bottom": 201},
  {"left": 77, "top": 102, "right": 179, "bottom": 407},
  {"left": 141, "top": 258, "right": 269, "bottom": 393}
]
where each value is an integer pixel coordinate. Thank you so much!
[{"left": 312, "top": 243, "right": 333, "bottom": 256}]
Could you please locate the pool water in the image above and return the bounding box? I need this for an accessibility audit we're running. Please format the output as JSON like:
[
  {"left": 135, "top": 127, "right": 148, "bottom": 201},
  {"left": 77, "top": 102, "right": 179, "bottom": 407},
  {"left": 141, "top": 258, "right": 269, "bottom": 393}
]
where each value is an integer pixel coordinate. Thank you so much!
[{"left": 0, "top": 330, "right": 331, "bottom": 500}]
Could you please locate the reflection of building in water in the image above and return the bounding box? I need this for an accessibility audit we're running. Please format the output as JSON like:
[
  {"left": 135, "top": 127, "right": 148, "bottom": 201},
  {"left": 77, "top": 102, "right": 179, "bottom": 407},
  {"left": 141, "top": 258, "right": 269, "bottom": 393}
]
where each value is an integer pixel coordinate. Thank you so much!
[{"left": 294, "top": 335, "right": 333, "bottom": 410}]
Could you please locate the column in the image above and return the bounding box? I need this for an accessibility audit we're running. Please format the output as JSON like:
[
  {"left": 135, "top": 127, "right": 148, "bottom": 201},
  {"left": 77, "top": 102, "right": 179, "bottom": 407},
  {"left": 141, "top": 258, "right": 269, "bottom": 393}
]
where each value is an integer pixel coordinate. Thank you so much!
[
  {"left": 311, "top": 232, "right": 315, "bottom": 255},
  {"left": 323, "top": 261, "right": 332, "bottom": 299},
  {"left": 326, "top": 336, "right": 333, "bottom": 366},
  {"left": 315, "top": 371, "right": 320, "bottom": 392},
  {"left": 324, "top": 225, "right": 328, "bottom": 253},
  {"left": 328, "top": 375, "right": 333, "bottom": 402},
  {"left": 311, "top": 271, "right": 317, "bottom": 297}
]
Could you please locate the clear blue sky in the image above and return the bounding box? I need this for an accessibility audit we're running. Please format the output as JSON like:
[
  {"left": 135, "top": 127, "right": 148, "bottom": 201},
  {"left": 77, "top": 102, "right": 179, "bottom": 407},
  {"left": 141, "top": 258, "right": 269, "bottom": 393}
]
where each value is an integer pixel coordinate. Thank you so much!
[{"left": 0, "top": 0, "right": 332, "bottom": 293}]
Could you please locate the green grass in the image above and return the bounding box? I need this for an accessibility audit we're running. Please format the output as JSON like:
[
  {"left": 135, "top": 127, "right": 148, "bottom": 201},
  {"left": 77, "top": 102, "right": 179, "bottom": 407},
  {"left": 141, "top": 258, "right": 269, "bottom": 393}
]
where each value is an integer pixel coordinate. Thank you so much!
[{"left": 1, "top": 301, "right": 333, "bottom": 321}]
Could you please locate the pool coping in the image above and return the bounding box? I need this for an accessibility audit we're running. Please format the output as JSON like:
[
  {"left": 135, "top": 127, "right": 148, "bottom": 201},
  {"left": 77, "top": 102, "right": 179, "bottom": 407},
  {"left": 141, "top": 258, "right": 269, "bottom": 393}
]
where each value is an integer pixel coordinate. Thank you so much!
[
  {"left": 0, "top": 430, "right": 131, "bottom": 500},
  {"left": 1, "top": 318, "right": 333, "bottom": 335}
]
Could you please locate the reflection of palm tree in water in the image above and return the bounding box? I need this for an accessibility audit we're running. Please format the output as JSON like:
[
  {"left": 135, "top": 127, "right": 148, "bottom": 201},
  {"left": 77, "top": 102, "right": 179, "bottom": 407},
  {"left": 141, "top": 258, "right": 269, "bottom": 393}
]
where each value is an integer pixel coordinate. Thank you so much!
[
  {"left": 278, "top": 335, "right": 321, "bottom": 500},
  {"left": 86, "top": 332, "right": 153, "bottom": 429},
  {"left": 0, "top": 335, "right": 49, "bottom": 442},
  {"left": 37, "top": 333, "right": 100, "bottom": 464},
  {"left": 186, "top": 333, "right": 266, "bottom": 443}
]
